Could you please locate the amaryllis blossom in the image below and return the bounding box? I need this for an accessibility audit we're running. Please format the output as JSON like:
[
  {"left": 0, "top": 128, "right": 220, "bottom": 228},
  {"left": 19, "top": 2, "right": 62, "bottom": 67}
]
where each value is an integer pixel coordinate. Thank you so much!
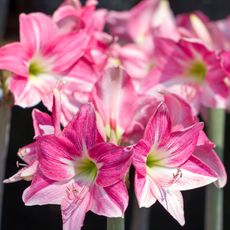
[
  {"left": 22, "top": 104, "right": 132, "bottom": 230},
  {"left": 53, "top": 0, "right": 106, "bottom": 35},
  {"left": 144, "top": 38, "right": 228, "bottom": 114},
  {"left": 107, "top": 0, "right": 178, "bottom": 49},
  {"left": 53, "top": 0, "right": 111, "bottom": 72},
  {"left": 91, "top": 67, "right": 138, "bottom": 144},
  {"left": 133, "top": 103, "right": 220, "bottom": 225},
  {"left": 0, "top": 12, "right": 88, "bottom": 107},
  {"left": 160, "top": 92, "right": 227, "bottom": 187},
  {"left": 107, "top": 0, "right": 158, "bottom": 45},
  {"left": 4, "top": 89, "right": 61, "bottom": 183}
]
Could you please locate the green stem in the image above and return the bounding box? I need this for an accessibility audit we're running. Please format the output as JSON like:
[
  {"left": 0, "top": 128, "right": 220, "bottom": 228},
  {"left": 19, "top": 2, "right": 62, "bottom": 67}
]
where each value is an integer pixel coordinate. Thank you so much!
[
  {"left": 107, "top": 217, "right": 124, "bottom": 230},
  {"left": 0, "top": 105, "right": 11, "bottom": 226},
  {"left": 205, "top": 109, "right": 225, "bottom": 230},
  {"left": 130, "top": 198, "right": 150, "bottom": 230}
]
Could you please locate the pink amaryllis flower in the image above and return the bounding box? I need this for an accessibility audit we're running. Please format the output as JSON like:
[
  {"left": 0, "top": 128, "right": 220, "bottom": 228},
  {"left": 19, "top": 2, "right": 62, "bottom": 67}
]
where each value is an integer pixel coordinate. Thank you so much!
[
  {"left": 22, "top": 104, "right": 132, "bottom": 230},
  {"left": 91, "top": 67, "right": 138, "bottom": 144},
  {"left": 0, "top": 12, "right": 88, "bottom": 108},
  {"left": 53, "top": 0, "right": 110, "bottom": 71},
  {"left": 133, "top": 103, "right": 220, "bottom": 225},
  {"left": 107, "top": 0, "right": 178, "bottom": 48},
  {"left": 53, "top": 0, "right": 106, "bottom": 35},
  {"left": 144, "top": 38, "right": 228, "bottom": 114}
]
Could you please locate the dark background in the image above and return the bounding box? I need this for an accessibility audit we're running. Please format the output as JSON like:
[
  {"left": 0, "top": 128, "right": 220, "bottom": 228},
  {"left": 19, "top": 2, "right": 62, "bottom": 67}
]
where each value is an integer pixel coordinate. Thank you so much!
[{"left": 1, "top": 0, "right": 230, "bottom": 229}]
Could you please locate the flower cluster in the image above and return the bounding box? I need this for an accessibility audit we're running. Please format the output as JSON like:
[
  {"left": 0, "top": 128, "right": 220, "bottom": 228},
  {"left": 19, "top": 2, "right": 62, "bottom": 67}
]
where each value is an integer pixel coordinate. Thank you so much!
[{"left": 1, "top": 0, "right": 228, "bottom": 229}]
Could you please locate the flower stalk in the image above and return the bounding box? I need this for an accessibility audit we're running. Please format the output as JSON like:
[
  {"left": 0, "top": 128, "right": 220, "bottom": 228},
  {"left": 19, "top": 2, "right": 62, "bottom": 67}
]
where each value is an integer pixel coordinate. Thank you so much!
[
  {"left": 107, "top": 217, "right": 124, "bottom": 230},
  {"left": 0, "top": 103, "right": 11, "bottom": 226},
  {"left": 205, "top": 109, "right": 225, "bottom": 230},
  {"left": 130, "top": 199, "right": 150, "bottom": 230}
]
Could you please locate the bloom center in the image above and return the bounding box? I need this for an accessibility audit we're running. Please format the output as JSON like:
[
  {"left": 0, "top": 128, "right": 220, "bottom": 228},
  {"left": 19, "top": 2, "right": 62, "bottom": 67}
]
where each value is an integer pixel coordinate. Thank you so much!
[
  {"left": 146, "top": 153, "right": 160, "bottom": 168},
  {"left": 186, "top": 60, "right": 206, "bottom": 82},
  {"left": 28, "top": 55, "right": 51, "bottom": 78},
  {"left": 75, "top": 158, "right": 98, "bottom": 182},
  {"left": 29, "top": 61, "right": 47, "bottom": 77}
]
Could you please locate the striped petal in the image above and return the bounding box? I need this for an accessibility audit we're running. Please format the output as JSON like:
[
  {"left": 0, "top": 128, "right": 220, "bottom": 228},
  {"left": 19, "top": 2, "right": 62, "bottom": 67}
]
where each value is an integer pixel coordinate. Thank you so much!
[
  {"left": 23, "top": 171, "right": 67, "bottom": 205},
  {"left": 63, "top": 104, "right": 102, "bottom": 153},
  {"left": 171, "top": 155, "right": 218, "bottom": 190},
  {"left": 91, "top": 143, "right": 132, "bottom": 187},
  {"left": 38, "top": 135, "right": 79, "bottom": 181},
  {"left": 162, "top": 123, "right": 203, "bottom": 167},
  {"left": 193, "top": 145, "right": 227, "bottom": 188},
  {"left": 144, "top": 103, "right": 171, "bottom": 146},
  {"left": 91, "top": 181, "right": 128, "bottom": 217},
  {"left": 0, "top": 42, "right": 28, "bottom": 76},
  {"left": 92, "top": 67, "right": 137, "bottom": 142},
  {"left": 20, "top": 13, "right": 59, "bottom": 56},
  {"left": 62, "top": 183, "right": 91, "bottom": 230}
]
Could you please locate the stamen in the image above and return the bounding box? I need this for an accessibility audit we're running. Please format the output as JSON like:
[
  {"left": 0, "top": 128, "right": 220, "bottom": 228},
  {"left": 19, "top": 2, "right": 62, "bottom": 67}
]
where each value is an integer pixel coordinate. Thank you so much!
[
  {"left": 16, "top": 161, "right": 27, "bottom": 168},
  {"left": 173, "top": 168, "right": 182, "bottom": 183}
]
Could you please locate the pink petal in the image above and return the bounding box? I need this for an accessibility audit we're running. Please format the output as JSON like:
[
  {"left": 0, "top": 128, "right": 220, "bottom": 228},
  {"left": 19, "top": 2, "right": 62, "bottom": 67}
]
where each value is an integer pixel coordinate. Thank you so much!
[
  {"left": 3, "top": 164, "right": 36, "bottom": 183},
  {"left": 220, "top": 51, "right": 230, "bottom": 76},
  {"left": 55, "top": 58, "right": 99, "bottom": 125},
  {"left": 144, "top": 103, "right": 171, "bottom": 146},
  {"left": 53, "top": 5, "right": 77, "bottom": 33},
  {"left": 20, "top": 161, "right": 38, "bottom": 179},
  {"left": 107, "top": 10, "right": 132, "bottom": 42},
  {"left": 23, "top": 171, "right": 68, "bottom": 205},
  {"left": 17, "top": 143, "right": 37, "bottom": 165},
  {"left": 201, "top": 83, "right": 227, "bottom": 109},
  {"left": 127, "top": 0, "right": 159, "bottom": 42},
  {"left": 91, "top": 143, "right": 132, "bottom": 187},
  {"left": 162, "top": 123, "right": 203, "bottom": 167},
  {"left": 117, "top": 44, "right": 149, "bottom": 79},
  {"left": 92, "top": 67, "right": 137, "bottom": 138},
  {"left": 63, "top": 104, "right": 102, "bottom": 153},
  {"left": 168, "top": 82, "right": 202, "bottom": 115},
  {"left": 4, "top": 170, "right": 23, "bottom": 183},
  {"left": 20, "top": 13, "right": 59, "bottom": 56},
  {"left": 163, "top": 92, "right": 197, "bottom": 130},
  {"left": 122, "top": 95, "right": 159, "bottom": 144},
  {"left": 134, "top": 173, "right": 157, "bottom": 208},
  {"left": 32, "top": 109, "right": 53, "bottom": 138},
  {"left": 9, "top": 75, "right": 41, "bottom": 107},
  {"left": 52, "top": 31, "right": 89, "bottom": 73},
  {"left": 91, "top": 181, "right": 128, "bottom": 217},
  {"left": 38, "top": 135, "right": 79, "bottom": 181},
  {"left": 157, "top": 188, "right": 185, "bottom": 226},
  {"left": 67, "top": 57, "right": 99, "bottom": 85},
  {"left": 171, "top": 155, "right": 218, "bottom": 190},
  {"left": 0, "top": 42, "right": 28, "bottom": 76},
  {"left": 52, "top": 89, "right": 62, "bottom": 135},
  {"left": 193, "top": 146, "right": 227, "bottom": 188},
  {"left": 62, "top": 183, "right": 91, "bottom": 230},
  {"left": 143, "top": 177, "right": 185, "bottom": 225},
  {"left": 132, "top": 139, "right": 151, "bottom": 177}
]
